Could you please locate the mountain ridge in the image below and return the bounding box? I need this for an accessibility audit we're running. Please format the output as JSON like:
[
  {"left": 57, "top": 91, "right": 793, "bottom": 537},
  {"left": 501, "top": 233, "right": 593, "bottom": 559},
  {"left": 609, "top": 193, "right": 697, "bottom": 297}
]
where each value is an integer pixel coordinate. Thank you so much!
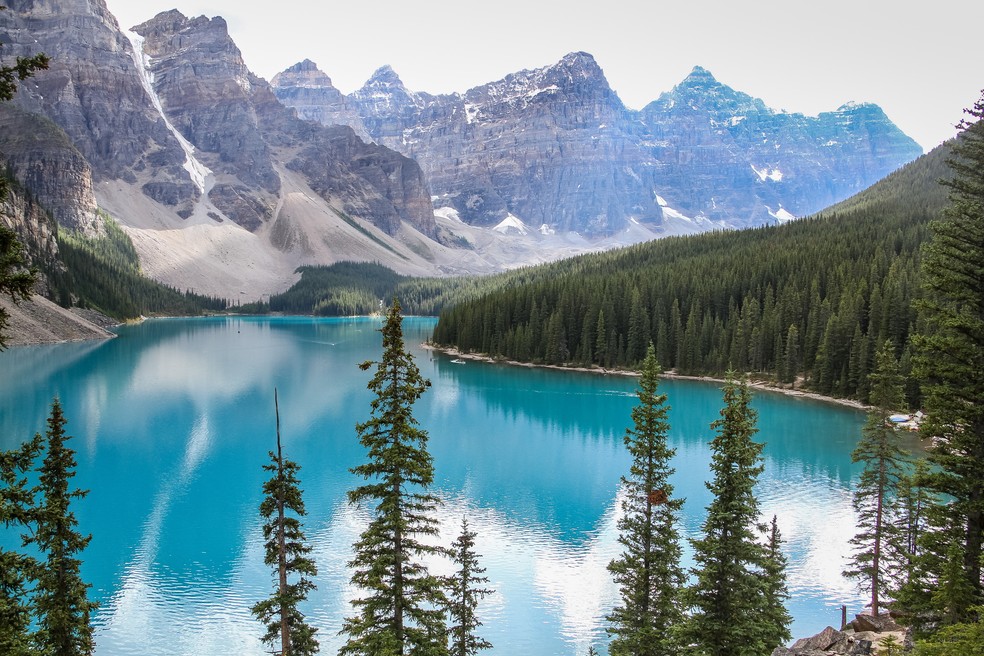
[
  {"left": 275, "top": 53, "right": 922, "bottom": 235},
  {"left": 0, "top": 0, "right": 925, "bottom": 304}
]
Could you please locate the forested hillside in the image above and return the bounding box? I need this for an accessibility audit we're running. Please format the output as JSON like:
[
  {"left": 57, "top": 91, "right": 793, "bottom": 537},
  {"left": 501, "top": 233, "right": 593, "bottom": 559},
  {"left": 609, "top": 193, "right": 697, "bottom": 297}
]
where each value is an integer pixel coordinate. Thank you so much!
[
  {"left": 431, "top": 141, "right": 953, "bottom": 403},
  {"left": 48, "top": 216, "right": 226, "bottom": 319}
]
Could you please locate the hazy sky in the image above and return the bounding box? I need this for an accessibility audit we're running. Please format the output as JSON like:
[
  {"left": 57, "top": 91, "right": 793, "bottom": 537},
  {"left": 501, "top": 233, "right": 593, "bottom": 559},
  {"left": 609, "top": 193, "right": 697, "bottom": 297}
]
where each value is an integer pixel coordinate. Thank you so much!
[{"left": 105, "top": 0, "right": 982, "bottom": 152}]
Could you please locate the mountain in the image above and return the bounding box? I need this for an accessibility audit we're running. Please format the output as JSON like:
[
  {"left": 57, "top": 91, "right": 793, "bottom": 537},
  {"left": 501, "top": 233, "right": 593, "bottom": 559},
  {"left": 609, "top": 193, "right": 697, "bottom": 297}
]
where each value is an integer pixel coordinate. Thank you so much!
[
  {"left": 274, "top": 57, "right": 922, "bottom": 236},
  {"left": 0, "top": 1, "right": 465, "bottom": 300},
  {"left": 430, "top": 139, "right": 953, "bottom": 400},
  {"left": 0, "top": 0, "right": 925, "bottom": 304}
]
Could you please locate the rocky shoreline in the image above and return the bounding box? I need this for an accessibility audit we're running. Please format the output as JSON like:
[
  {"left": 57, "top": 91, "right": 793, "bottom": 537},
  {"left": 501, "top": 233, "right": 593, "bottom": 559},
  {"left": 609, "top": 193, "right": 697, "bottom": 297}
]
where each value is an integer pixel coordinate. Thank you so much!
[
  {"left": 423, "top": 344, "right": 870, "bottom": 412},
  {"left": 0, "top": 294, "right": 116, "bottom": 346}
]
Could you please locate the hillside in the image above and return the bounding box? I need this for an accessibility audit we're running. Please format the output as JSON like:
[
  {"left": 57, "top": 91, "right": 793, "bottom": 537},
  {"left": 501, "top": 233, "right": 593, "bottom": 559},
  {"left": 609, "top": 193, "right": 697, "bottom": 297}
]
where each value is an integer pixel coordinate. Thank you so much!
[{"left": 429, "top": 140, "right": 954, "bottom": 402}]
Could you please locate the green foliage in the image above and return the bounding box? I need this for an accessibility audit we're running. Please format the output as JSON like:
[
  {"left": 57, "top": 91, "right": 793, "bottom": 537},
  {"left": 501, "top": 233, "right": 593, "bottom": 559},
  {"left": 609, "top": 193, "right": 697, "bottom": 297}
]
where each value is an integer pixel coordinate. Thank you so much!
[
  {"left": 270, "top": 261, "right": 553, "bottom": 319},
  {"left": 445, "top": 518, "right": 492, "bottom": 656},
  {"left": 52, "top": 215, "right": 226, "bottom": 318},
  {"left": 914, "top": 607, "right": 984, "bottom": 656},
  {"left": 844, "top": 341, "right": 911, "bottom": 616},
  {"left": 606, "top": 345, "right": 685, "bottom": 656},
  {"left": 0, "top": 433, "right": 43, "bottom": 656},
  {"left": 912, "top": 91, "right": 984, "bottom": 615},
  {"left": 0, "top": 224, "right": 36, "bottom": 349},
  {"left": 431, "top": 143, "right": 953, "bottom": 400},
  {"left": 25, "top": 399, "right": 97, "bottom": 656},
  {"left": 271, "top": 262, "right": 407, "bottom": 316},
  {"left": 251, "top": 390, "right": 319, "bottom": 656},
  {"left": 761, "top": 516, "right": 793, "bottom": 647},
  {"left": 340, "top": 299, "right": 448, "bottom": 656},
  {"left": 683, "top": 375, "right": 788, "bottom": 656}
]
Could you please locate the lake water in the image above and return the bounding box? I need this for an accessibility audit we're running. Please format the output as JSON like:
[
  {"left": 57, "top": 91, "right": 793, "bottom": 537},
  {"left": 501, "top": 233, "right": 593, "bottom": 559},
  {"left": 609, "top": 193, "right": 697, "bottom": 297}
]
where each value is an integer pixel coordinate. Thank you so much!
[{"left": 0, "top": 316, "right": 867, "bottom": 655}]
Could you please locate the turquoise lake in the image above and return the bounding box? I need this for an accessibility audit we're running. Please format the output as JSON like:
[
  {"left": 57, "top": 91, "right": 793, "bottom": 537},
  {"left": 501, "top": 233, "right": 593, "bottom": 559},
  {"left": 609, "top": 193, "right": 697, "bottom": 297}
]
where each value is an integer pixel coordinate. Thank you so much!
[{"left": 0, "top": 316, "right": 868, "bottom": 655}]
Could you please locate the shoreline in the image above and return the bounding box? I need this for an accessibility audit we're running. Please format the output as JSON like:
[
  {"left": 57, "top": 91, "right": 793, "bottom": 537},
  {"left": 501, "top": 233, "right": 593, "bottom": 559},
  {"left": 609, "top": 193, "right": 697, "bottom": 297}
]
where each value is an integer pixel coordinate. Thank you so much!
[{"left": 422, "top": 343, "right": 870, "bottom": 412}]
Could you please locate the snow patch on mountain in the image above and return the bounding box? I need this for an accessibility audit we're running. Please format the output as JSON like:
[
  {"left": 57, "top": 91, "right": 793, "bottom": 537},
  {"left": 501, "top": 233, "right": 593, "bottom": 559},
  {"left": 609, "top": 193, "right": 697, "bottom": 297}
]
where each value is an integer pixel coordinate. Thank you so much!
[
  {"left": 768, "top": 206, "right": 797, "bottom": 222},
  {"left": 125, "top": 31, "right": 212, "bottom": 194},
  {"left": 493, "top": 214, "right": 529, "bottom": 235},
  {"left": 434, "top": 206, "right": 462, "bottom": 222},
  {"left": 752, "top": 165, "right": 783, "bottom": 182}
]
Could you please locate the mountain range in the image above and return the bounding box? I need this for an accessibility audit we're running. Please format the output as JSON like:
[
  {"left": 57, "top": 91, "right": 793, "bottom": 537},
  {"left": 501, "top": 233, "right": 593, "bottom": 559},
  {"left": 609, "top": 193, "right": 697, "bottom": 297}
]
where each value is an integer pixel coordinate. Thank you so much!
[{"left": 0, "top": 0, "right": 923, "bottom": 300}]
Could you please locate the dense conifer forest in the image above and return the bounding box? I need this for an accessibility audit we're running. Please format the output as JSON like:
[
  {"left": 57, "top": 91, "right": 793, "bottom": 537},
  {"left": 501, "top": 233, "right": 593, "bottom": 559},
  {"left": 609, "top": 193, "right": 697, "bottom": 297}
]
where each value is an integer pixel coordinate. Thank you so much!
[
  {"left": 430, "top": 142, "right": 953, "bottom": 404},
  {"left": 48, "top": 215, "right": 226, "bottom": 319}
]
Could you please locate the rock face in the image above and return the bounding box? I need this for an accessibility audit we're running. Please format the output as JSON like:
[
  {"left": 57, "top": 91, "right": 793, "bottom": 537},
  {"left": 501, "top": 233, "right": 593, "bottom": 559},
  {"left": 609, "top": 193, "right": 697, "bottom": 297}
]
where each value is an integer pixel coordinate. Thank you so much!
[
  {"left": 0, "top": 184, "right": 60, "bottom": 283},
  {"left": 271, "top": 59, "right": 371, "bottom": 141},
  {"left": 0, "top": 0, "right": 186, "bottom": 191},
  {"left": 639, "top": 66, "right": 924, "bottom": 223},
  {"left": 775, "top": 620, "right": 911, "bottom": 656},
  {"left": 0, "top": 1, "right": 435, "bottom": 245},
  {"left": 0, "top": 105, "right": 99, "bottom": 235},
  {"left": 130, "top": 10, "right": 435, "bottom": 237},
  {"left": 276, "top": 57, "right": 923, "bottom": 236}
]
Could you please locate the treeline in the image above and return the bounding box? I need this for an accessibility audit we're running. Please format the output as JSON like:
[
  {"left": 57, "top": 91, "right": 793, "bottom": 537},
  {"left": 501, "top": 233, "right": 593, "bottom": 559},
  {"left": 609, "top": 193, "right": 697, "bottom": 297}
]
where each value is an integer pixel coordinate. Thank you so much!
[
  {"left": 269, "top": 261, "right": 409, "bottom": 316},
  {"left": 431, "top": 143, "right": 952, "bottom": 404},
  {"left": 269, "top": 260, "right": 549, "bottom": 318},
  {"left": 48, "top": 215, "right": 226, "bottom": 319}
]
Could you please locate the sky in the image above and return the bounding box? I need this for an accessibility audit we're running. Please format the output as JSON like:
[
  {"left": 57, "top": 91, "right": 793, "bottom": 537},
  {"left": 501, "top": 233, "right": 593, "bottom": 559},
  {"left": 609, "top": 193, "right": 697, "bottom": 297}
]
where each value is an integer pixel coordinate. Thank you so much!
[{"left": 105, "top": 0, "right": 983, "bottom": 152}]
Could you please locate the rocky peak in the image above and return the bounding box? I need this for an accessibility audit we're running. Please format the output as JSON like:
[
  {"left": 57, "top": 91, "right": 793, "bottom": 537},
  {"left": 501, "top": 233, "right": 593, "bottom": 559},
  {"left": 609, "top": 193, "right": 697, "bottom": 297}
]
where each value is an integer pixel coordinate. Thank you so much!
[
  {"left": 647, "top": 65, "right": 769, "bottom": 117},
  {"left": 271, "top": 60, "right": 370, "bottom": 140},
  {"left": 352, "top": 65, "right": 424, "bottom": 115},
  {"left": 133, "top": 8, "right": 280, "bottom": 213},
  {"left": 271, "top": 59, "right": 335, "bottom": 89},
  {"left": 466, "top": 51, "right": 622, "bottom": 115}
]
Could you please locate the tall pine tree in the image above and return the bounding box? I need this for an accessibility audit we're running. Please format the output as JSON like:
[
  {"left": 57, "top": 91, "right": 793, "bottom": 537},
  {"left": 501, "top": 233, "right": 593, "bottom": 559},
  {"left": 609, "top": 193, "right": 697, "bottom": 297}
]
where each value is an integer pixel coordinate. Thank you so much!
[
  {"left": 606, "top": 345, "right": 685, "bottom": 656},
  {"left": 762, "top": 515, "right": 793, "bottom": 647},
  {"left": 341, "top": 299, "right": 447, "bottom": 656},
  {"left": 445, "top": 517, "right": 492, "bottom": 656},
  {"left": 843, "top": 340, "right": 909, "bottom": 616},
  {"left": 913, "top": 90, "right": 984, "bottom": 614},
  {"left": 683, "top": 375, "right": 788, "bottom": 656},
  {"left": 26, "top": 399, "right": 97, "bottom": 656},
  {"left": 251, "top": 390, "right": 319, "bottom": 656}
]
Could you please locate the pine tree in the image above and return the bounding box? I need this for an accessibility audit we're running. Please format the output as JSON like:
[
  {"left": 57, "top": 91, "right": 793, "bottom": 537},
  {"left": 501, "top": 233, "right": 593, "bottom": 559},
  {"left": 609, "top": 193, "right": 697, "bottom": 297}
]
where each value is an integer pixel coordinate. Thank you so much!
[
  {"left": 606, "top": 345, "right": 685, "bottom": 656},
  {"left": 913, "top": 90, "right": 984, "bottom": 611},
  {"left": 0, "top": 433, "right": 43, "bottom": 656},
  {"left": 251, "top": 390, "right": 319, "bottom": 656},
  {"left": 26, "top": 399, "right": 97, "bottom": 656},
  {"left": 761, "top": 516, "right": 793, "bottom": 647},
  {"left": 446, "top": 517, "right": 492, "bottom": 656},
  {"left": 341, "top": 299, "right": 448, "bottom": 656},
  {"left": 931, "top": 537, "right": 978, "bottom": 626},
  {"left": 843, "top": 341, "right": 909, "bottom": 616},
  {"left": 683, "top": 374, "right": 783, "bottom": 656}
]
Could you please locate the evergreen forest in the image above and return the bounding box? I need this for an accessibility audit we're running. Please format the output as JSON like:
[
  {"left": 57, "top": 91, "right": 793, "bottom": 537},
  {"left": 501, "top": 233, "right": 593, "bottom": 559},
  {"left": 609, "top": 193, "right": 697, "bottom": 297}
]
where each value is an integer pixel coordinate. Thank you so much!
[
  {"left": 429, "top": 141, "right": 953, "bottom": 404},
  {"left": 48, "top": 215, "right": 227, "bottom": 319}
]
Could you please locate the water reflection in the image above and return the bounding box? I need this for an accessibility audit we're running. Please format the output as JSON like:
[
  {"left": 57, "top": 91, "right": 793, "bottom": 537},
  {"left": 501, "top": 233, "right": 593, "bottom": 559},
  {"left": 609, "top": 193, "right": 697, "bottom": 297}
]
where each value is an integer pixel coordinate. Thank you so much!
[{"left": 0, "top": 317, "right": 866, "bottom": 655}]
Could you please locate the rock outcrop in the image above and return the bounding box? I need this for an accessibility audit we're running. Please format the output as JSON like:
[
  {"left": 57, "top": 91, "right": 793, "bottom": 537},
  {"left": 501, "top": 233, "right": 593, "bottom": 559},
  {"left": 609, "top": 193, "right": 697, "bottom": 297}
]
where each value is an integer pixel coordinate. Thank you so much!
[
  {"left": 0, "top": 105, "right": 100, "bottom": 236},
  {"left": 0, "top": 183, "right": 60, "bottom": 284},
  {"left": 271, "top": 59, "right": 371, "bottom": 141},
  {"left": 774, "top": 617, "right": 910, "bottom": 656}
]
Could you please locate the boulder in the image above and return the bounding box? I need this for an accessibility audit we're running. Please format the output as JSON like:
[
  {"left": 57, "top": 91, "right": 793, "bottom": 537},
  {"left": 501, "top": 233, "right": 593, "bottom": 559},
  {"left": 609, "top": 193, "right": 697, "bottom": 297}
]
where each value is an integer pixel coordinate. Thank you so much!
[
  {"left": 851, "top": 613, "right": 901, "bottom": 633},
  {"left": 791, "top": 626, "right": 848, "bottom": 651}
]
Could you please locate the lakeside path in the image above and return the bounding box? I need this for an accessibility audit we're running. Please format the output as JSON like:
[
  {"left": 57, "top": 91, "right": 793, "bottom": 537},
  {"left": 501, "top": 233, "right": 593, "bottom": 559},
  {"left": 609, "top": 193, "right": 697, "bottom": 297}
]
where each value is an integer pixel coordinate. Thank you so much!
[{"left": 422, "top": 343, "right": 870, "bottom": 412}]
